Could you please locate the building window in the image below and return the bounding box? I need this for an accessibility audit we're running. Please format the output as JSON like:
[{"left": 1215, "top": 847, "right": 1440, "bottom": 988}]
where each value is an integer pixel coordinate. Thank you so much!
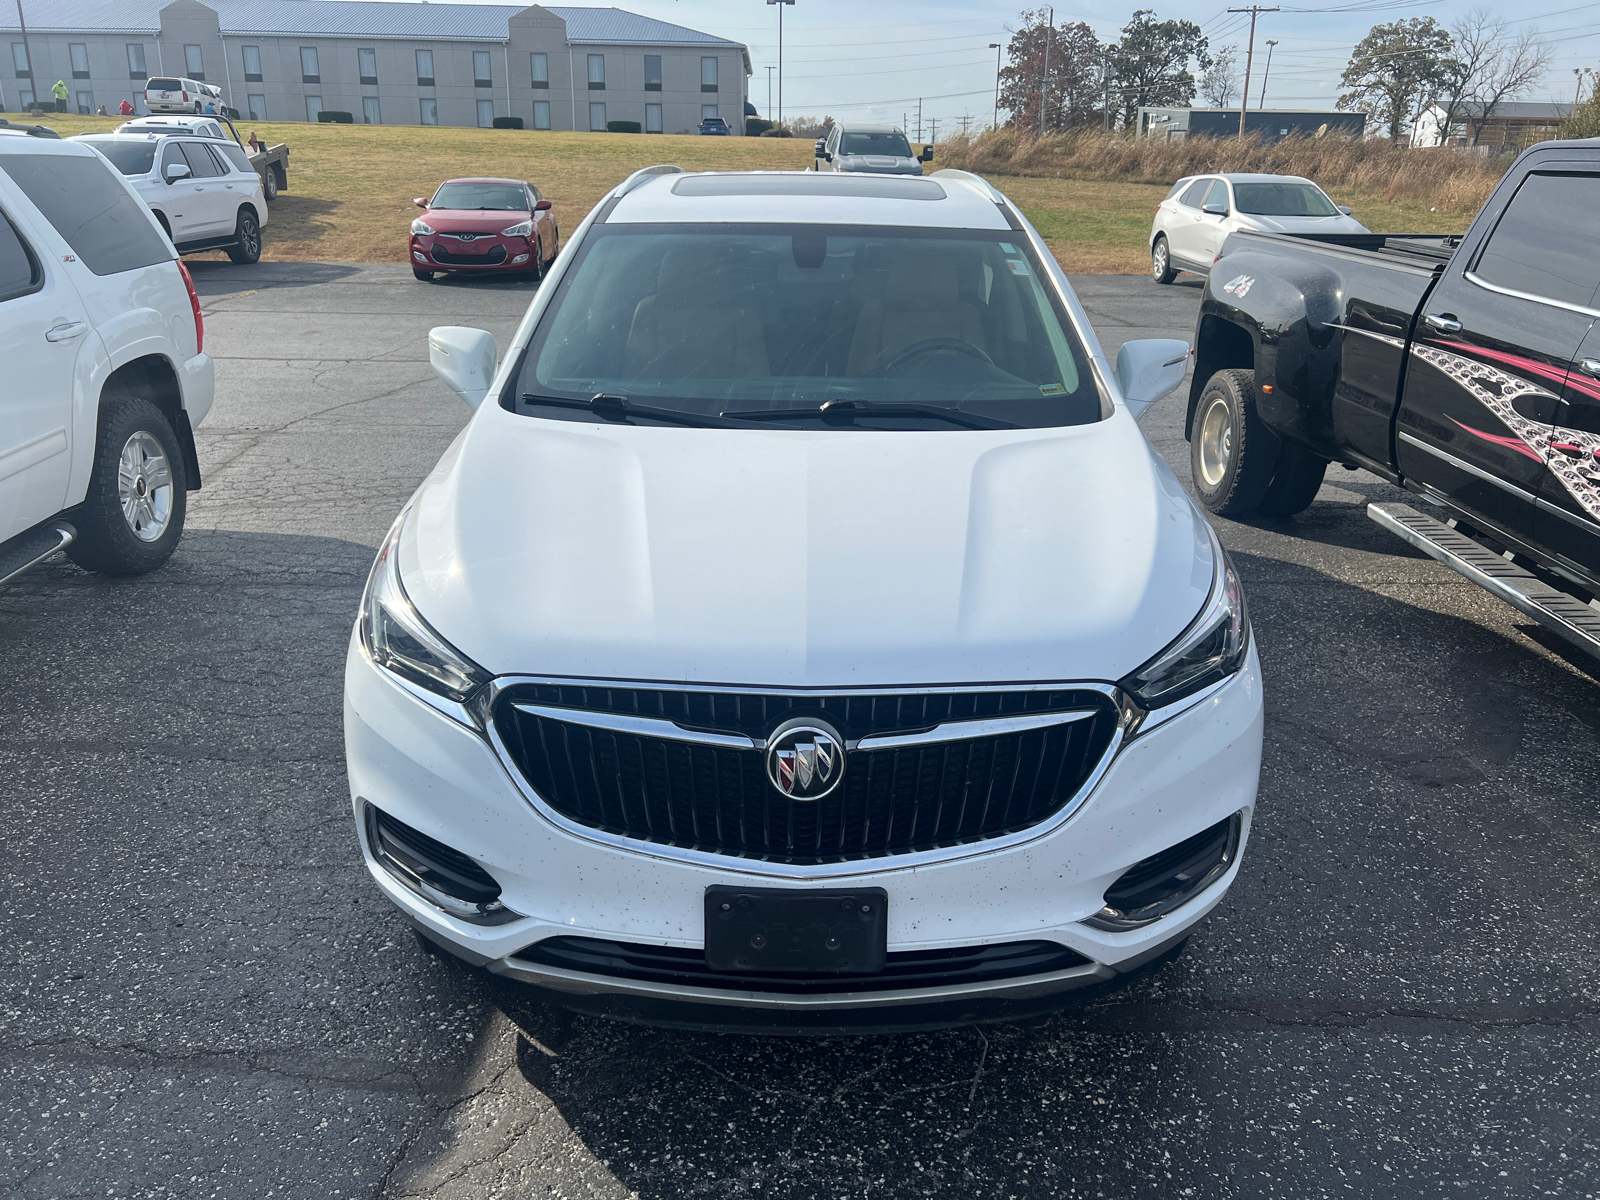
[
  {"left": 305, "top": 95, "right": 323, "bottom": 122},
  {"left": 185, "top": 44, "right": 205, "bottom": 79},
  {"left": 76, "top": 91, "right": 93, "bottom": 114},
  {"left": 644, "top": 55, "right": 661, "bottom": 91},
  {"left": 420, "top": 97, "right": 438, "bottom": 125},
  {"left": 702, "top": 104, "right": 719, "bottom": 121},
  {"left": 530, "top": 52, "right": 548, "bottom": 88},
  {"left": 11, "top": 42, "right": 28, "bottom": 78},
  {"left": 18, "top": 88, "right": 32, "bottom": 108},
  {"left": 587, "top": 54, "right": 604, "bottom": 90},
  {"left": 70, "top": 43, "right": 90, "bottom": 79},
  {"left": 701, "top": 57, "right": 717, "bottom": 92},
  {"left": 242, "top": 44, "right": 262, "bottom": 82},
  {"left": 589, "top": 101, "right": 606, "bottom": 131},
  {"left": 248, "top": 93, "right": 266, "bottom": 120},
  {"left": 645, "top": 102, "right": 662, "bottom": 133},
  {"left": 477, "top": 99, "right": 495, "bottom": 127},
  {"left": 359, "top": 48, "right": 377, "bottom": 85},
  {"left": 362, "top": 96, "right": 380, "bottom": 124},
  {"left": 532, "top": 99, "right": 550, "bottom": 129},
  {"left": 474, "top": 50, "right": 492, "bottom": 88},
  {"left": 300, "top": 47, "right": 319, "bottom": 84},
  {"left": 126, "top": 43, "right": 146, "bottom": 80},
  {"left": 415, "top": 49, "right": 434, "bottom": 87}
]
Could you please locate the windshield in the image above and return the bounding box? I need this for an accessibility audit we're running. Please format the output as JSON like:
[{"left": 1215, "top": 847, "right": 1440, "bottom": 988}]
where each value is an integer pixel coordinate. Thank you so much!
[
  {"left": 430, "top": 182, "right": 526, "bottom": 211},
  {"left": 147, "top": 79, "right": 182, "bottom": 91},
  {"left": 1232, "top": 182, "right": 1339, "bottom": 217},
  {"left": 515, "top": 224, "right": 1103, "bottom": 430},
  {"left": 840, "top": 132, "right": 912, "bottom": 157},
  {"left": 78, "top": 138, "right": 158, "bottom": 175}
]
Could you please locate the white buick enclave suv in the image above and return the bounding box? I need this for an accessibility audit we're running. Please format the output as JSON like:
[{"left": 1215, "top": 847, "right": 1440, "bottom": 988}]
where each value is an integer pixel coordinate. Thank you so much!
[{"left": 345, "top": 167, "right": 1264, "bottom": 1032}]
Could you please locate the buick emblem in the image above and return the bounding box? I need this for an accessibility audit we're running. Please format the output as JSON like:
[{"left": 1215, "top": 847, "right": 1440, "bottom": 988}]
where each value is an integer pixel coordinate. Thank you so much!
[{"left": 765, "top": 718, "right": 846, "bottom": 801}]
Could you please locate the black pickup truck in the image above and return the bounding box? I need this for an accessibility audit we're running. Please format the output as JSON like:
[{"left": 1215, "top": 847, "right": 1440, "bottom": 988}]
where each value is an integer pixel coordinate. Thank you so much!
[{"left": 1187, "top": 137, "right": 1600, "bottom": 659}]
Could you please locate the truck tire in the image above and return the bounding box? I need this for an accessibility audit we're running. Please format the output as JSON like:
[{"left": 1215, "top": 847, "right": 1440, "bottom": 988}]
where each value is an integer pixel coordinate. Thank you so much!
[
  {"left": 1151, "top": 235, "right": 1177, "bottom": 285},
  {"left": 225, "top": 207, "right": 261, "bottom": 264},
  {"left": 1189, "top": 369, "right": 1278, "bottom": 516},
  {"left": 67, "top": 397, "right": 189, "bottom": 577},
  {"left": 1257, "top": 442, "right": 1329, "bottom": 518},
  {"left": 262, "top": 169, "right": 278, "bottom": 202}
]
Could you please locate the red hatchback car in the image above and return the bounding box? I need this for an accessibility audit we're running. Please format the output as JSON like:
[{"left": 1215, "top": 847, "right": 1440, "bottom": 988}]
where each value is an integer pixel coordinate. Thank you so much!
[{"left": 409, "top": 177, "right": 559, "bottom": 282}]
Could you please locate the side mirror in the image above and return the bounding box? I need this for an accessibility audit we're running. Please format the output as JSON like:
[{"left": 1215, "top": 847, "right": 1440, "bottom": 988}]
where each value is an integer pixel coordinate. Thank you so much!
[
  {"left": 815, "top": 139, "right": 826, "bottom": 155},
  {"left": 1202, "top": 202, "right": 1228, "bottom": 216},
  {"left": 429, "top": 326, "right": 497, "bottom": 411},
  {"left": 413, "top": 197, "right": 429, "bottom": 209},
  {"left": 165, "top": 162, "right": 192, "bottom": 182},
  {"left": 533, "top": 199, "right": 552, "bottom": 211},
  {"left": 1115, "top": 338, "right": 1190, "bottom": 419},
  {"left": 918, "top": 147, "right": 934, "bottom": 163},
  {"left": 1337, "top": 205, "right": 1353, "bottom": 215}
]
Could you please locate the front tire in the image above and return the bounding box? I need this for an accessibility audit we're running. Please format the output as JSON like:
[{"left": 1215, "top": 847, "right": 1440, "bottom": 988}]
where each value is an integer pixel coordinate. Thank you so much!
[
  {"left": 225, "top": 207, "right": 261, "bottom": 264},
  {"left": 66, "top": 397, "right": 188, "bottom": 576},
  {"left": 1189, "top": 369, "right": 1278, "bottom": 516},
  {"left": 1257, "top": 442, "right": 1329, "bottom": 518},
  {"left": 1151, "top": 235, "right": 1177, "bottom": 284}
]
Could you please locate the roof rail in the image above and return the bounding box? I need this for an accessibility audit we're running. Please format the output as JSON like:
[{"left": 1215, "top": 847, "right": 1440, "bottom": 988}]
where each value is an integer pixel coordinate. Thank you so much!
[
  {"left": 615, "top": 163, "right": 687, "bottom": 198},
  {"left": 928, "top": 168, "right": 1005, "bottom": 204},
  {"left": 0, "top": 119, "right": 61, "bottom": 139}
]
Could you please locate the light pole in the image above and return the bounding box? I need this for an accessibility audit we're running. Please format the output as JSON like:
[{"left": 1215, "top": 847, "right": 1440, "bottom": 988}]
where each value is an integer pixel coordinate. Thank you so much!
[
  {"left": 1258, "top": 39, "right": 1277, "bottom": 109},
  {"left": 767, "top": 0, "right": 793, "bottom": 130},
  {"left": 14, "top": 0, "right": 37, "bottom": 109},
  {"left": 765, "top": 64, "right": 774, "bottom": 119},
  {"left": 1037, "top": 7, "right": 1053, "bottom": 136},
  {"left": 990, "top": 43, "right": 1001, "bottom": 131}
]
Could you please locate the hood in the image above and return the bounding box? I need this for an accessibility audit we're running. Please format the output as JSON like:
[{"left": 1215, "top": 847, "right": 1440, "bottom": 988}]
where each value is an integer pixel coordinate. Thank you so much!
[
  {"left": 1242, "top": 213, "right": 1368, "bottom": 235},
  {"left": 421, "top": 208, "right": 530, "bottom": 232},
  {"left": 400, "top": 413, "right": 1217, "bottom": 688},
  {"left": 839, "top": 155, "right": 923, "bottom": 175}
]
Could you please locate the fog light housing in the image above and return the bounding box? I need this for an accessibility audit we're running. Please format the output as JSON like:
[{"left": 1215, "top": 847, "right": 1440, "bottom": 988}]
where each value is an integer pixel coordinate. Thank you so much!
[
  {"left": 1082, "top": 812, "right": 1242, "bottom": 931},
  {"left": 412, "top": 250, "right": 427, "bottom": 262},
  {"left": 511, "top": 253, "right": 529, "bottom": 264},
  {"left": 363, "top": 804, "right": 521, "bottom": 925}
]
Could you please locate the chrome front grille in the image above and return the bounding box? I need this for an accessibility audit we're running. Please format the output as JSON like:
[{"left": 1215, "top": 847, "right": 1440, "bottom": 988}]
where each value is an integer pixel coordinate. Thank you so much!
[{"left": 491, "top": 684, "right": 1121, "bottom": 864}]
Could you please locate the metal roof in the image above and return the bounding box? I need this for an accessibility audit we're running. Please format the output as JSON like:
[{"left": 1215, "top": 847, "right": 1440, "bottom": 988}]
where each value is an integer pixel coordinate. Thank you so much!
[{"left": 0, "top": 0, "right": 740, "bottom": 45}]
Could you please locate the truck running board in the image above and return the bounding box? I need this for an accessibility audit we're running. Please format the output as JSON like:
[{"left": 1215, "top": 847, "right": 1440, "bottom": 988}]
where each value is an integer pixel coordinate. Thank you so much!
[
  {"left": 1367, "top": 502, "right": 1600, "bottom": 662},
  {"left": 0, "top": 521, "right": 75, "bottom": 586}
]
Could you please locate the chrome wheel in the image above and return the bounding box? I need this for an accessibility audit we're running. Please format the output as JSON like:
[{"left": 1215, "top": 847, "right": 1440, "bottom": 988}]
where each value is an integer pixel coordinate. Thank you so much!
[
  {"left": 1197, "top": 396, "right": 1234, "bottom": 488},
  {"left": 1152, "top": 240, "right": 1168, "bottom": 280},
  {"left": 117, "top": 431, "right": 174, "bottom": 542}
]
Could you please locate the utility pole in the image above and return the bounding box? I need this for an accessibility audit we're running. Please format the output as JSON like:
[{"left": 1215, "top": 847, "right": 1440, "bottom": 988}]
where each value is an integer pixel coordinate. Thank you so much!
[
  {"left": 928, "top": 117, "right": 938, "bottom": 145},
  {"left": 916, "top": 97, "right": 922, "bottom": 142},
  {"left": 959, "top": 113, "right": 970, "bottom": 136},
  {"left": 1038, "top": 6, "right": 1054, "bottom": 135},
  {"left": 990, "top": 43, "right": 1001, "bottom": 131},
  {"left": 1258, "top": 39, "right": 1277, "bottom": 109},
  {"left": 767, "top": 0, "right": 793, "bottom": 129},
  {"left": 1228, "top": 6, "right": 1277, "bottom": 136},
  {"left": 14, "top": 0, "right": 37, "bottom": 108},
  {"left": 1574, "top": 67, "right": 1594, "bottom": 114},
  {"left": 1102, "top": 46, "right": 1112, "bottom": 131},
  {"left": 765, "top": 65, "right": 774, "bottom": 119}
]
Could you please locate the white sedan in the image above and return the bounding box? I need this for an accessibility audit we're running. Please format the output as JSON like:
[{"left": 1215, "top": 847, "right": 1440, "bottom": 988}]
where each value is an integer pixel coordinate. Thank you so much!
[
  {"left": 1150, "top": 172, "right": 1369, "bottom": 283},
  {"left": 345, "top": 166, "right": 1264, "bottom": 1032}
]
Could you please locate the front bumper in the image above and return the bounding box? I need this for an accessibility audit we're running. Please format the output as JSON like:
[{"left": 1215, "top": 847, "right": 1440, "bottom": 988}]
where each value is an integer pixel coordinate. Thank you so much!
[
  {"left": 410, "top": 235, "right": 537, "bottom": 272},
  {"left": 345, "top": 637, "right": 1263, "bottom": 1026}
]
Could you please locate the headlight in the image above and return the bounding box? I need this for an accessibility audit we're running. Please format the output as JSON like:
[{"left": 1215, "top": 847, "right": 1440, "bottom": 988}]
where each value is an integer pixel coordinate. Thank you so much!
[
  {"left": 359, "top": 512, "right": 489, "bottom": 702},
  {"left": 411, "top": 218, "right": 435, "bottom": 235},
  {"left": 499, "top": 219, "right": 533, "bottom": 237},
  {"left": 1120, "top": 527, "right": 1249, "bottom": 708}
]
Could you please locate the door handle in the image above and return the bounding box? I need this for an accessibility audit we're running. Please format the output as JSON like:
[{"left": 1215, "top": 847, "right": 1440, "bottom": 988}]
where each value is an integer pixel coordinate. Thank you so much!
[
  {"left": 1425, "top": 313, "right": 1463, "bottom": 335},
  {"left": 1579, "top": 358, "right": 1600, "bottom": 378},
  {"left": 45, "top": 321, "right": 88, "bottom": 342}
]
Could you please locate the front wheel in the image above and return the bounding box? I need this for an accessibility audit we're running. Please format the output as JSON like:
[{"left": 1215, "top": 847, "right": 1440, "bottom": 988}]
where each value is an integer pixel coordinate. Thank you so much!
[
  {"left": 1257, "top": 442, "right": 1329, "bottom": 518},
  {"left": 1151, "top": 235, "right": 1177, "bottom": 284},
  {"left": 66, "top": 397, "right": 189, "bottom": 576},
  {"left": 226, "top": 207, "right": 261, "bottom": 264},
  {"left": 1189, "top": 369, "right": 1278, "bottom": 516}
]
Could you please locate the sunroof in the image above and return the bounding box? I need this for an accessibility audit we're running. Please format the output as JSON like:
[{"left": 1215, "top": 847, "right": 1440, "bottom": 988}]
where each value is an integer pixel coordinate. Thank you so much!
[{"left": 671, "top": 174, "right": 946, "bottom": 200}]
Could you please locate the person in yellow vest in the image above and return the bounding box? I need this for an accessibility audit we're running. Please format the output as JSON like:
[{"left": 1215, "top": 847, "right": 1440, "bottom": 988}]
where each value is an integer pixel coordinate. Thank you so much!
[{"left": 52, "top": 79, "right": 69, "bottom": 112}]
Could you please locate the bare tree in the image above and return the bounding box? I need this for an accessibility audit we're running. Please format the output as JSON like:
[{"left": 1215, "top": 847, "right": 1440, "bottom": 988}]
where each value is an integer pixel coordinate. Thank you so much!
[
  {"left": 1199, "top": 44, "right": 1240, "bottom": 108},
  {"left": 1464, "top": 23, "right": 1553, "bottom": 143}
]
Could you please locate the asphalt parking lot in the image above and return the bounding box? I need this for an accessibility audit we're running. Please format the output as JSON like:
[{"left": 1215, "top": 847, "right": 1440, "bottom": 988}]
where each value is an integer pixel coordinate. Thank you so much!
[{"left": 4, "top": 261, "right": 1599, "bottom": 1199}]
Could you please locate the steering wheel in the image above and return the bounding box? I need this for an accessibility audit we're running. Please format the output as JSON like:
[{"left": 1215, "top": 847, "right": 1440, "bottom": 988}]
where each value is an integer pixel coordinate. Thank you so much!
[{"left": 884, "top": 338, "right": 994, "bottom": 373}]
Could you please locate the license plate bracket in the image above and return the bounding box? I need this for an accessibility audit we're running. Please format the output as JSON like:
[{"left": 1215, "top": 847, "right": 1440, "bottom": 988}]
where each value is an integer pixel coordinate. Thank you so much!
[{"left": 704, "top": 886, "right": 888, "bottom": 975}]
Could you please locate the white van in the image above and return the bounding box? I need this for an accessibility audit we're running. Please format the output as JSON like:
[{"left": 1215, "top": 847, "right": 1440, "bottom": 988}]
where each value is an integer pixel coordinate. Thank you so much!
[{"left": 144, "top": 78, "right": 208, "bottom": 115}]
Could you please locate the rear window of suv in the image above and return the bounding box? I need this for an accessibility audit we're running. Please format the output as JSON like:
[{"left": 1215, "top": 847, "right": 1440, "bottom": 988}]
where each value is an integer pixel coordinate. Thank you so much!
[
  {"left": 0, "top": 153, "right": 170, "bottom": 276},
  {"left": 147, "top": 78, "right": 182, "bottom": 91}
]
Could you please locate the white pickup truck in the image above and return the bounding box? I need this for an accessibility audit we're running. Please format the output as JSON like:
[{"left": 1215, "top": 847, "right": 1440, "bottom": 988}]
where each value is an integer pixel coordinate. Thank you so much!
[{"left": 0, "top": 125, "right": 212, "bottom": 583}]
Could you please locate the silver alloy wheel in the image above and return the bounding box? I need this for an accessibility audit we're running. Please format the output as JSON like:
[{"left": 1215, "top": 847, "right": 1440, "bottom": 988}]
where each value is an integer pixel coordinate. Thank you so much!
[
  {"left": 1197, "top": 396, "right": 1234, "bottom": 488},
  {"left": 240, "top": 213, "right": 261, "bottom": 257},
  {"left": 117, "top": 431, "right": 174, "bottom": 542},
  {"left": 1151, "top": 239, "right": 1168, "bottom": 280}
]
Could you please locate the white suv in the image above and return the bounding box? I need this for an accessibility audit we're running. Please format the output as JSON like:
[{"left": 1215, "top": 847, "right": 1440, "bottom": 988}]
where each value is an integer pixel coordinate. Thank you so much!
[
  {"left": 143, "top": 77, "right": 209, "bottom": 114},
  {"left": 0, "top": 129, "right": 212, "bottom": 582},
  {"left": 71, "top": 132, "right": 265, "bottom": 263}
]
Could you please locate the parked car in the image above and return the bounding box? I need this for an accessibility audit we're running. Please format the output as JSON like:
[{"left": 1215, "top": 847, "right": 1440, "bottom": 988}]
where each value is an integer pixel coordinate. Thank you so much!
[
  {"left": 697, "top": 116, "right": 731, "bottom": 136},
  {"left": 143, "top": 77, "right": 209, "bottom": 115},
  {"left": 1150, "top": 173, "right": 1368, "bottom": 284},
  {"left": 347, "top": 164, "right": 1261, "bottom": 1033},
  {"left": 112, "top": 114, "right": 292, "bottom": 202},
  {"left": 410, "top": 177, "right": 559, "bottom": 282},
  {"left": 117, "top": 115, "right": 229, "bottom": 141},
  {"left": 0, "top": 128, "right": 211, "bottom": 584},
  {"left": 814, "top": 123, "right": 933, "bottom": 175},
  {"left": 1188, "top": 139, "right": 1600, "bottom": 660},
  {"left": 70, "top": 132, "right": 266, "bottom": 263}
]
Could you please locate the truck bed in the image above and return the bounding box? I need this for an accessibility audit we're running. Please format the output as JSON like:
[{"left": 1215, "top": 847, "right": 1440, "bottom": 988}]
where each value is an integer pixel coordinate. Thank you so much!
[{"left": 1231, "top": 229, "right": 1461, "bottom": 267}]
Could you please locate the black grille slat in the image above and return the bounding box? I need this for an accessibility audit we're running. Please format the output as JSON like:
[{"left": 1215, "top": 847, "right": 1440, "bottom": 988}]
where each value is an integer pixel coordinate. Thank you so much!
[{"left": 494, "top": 688, "right": 1118, "bottom": 865}]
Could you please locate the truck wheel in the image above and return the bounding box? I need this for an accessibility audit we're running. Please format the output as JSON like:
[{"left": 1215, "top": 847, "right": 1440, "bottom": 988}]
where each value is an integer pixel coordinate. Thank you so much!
[
  {"left": 226, "top": 208, "right": 262, "bottom": 264},
  {"left": 1189, "top": 369, "right": 1278, "bottom": 516},
  {"left": 1151, "top": 235, "right": 1177, "bottom": 285},
  {"left": 262, "top": 169, "right": 278, "bottom": 202},
  {"left": 66, "top": 397, "right": 189, "bottom": 577},
  {"left": 1257, "top": 443, "right": 1329, "bottom": 518}
]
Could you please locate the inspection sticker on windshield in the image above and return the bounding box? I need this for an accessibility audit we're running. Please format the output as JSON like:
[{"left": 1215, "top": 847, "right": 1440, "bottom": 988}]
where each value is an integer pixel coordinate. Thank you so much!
[
  {"left": 1006, "top": 259, "right": 1031, "bottom": 276},
  {"left": 1039, "top": 383, "right": 1067, "bottom": 396},
  {"left": 1222, "top": 273, "right": 1255, "bottom": 297},
  {"left": 999, "top": 243, "right": 1018, "bottom": 254}
]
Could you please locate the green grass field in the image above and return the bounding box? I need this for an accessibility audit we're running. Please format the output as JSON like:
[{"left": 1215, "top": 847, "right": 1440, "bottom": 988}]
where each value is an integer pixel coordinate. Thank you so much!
[{"left": 27, "top": 113, "right": 1469, "bottom": 273}]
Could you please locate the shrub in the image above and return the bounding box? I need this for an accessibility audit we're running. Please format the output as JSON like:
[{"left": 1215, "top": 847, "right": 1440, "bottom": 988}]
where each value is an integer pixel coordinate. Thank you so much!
[
  {"left": 1561, "top": 96, "right": 1600, "bottom": 141},
  {"left": 316, "top": 110, "right": 354, "bottom": 124},
  {"left": 746, "top": 118, "right": 773, "bottom": 137},
  {"left": 492, "top": 116, "right": 524, "bottom": 129},
  {"left": 759, "top": 127, "right": 792, "bottom": 138},
  {"left": 607, "top": 120, "right": 642, "bottom": 134}
]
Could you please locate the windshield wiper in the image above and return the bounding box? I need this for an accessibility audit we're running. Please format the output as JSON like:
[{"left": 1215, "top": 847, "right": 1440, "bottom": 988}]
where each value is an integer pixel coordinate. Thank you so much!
[
  {"left": 720, "top": 398, "right": 1021, "bottom": 431},
  {"left": 520, "top": 393, "right": 759, "bottom": 429}
]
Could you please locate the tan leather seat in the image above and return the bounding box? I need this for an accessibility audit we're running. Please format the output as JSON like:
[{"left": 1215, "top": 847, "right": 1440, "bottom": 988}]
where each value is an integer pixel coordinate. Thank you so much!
[
  {"left": 846, "top": 251, "right": 986, "bottom": 375},
  {"left": 624, "top": 246, "right": 770, "bottom": 379}
]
